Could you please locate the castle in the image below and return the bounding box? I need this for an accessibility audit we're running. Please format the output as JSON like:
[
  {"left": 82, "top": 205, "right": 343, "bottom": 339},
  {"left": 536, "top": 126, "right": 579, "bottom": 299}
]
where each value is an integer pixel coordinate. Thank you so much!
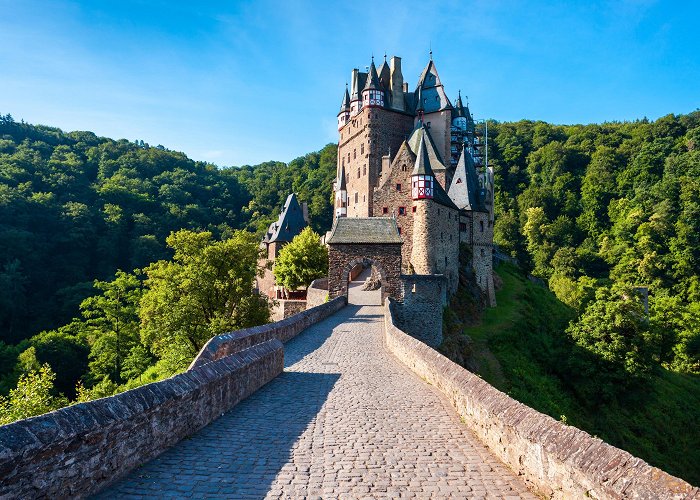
[{"left": 332, "top": 54, "right": 496, "bottom": 305}]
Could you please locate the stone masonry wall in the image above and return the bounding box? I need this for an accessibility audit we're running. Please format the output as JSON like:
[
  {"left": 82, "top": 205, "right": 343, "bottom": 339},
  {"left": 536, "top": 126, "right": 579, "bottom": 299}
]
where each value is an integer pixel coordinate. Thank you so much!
[
  {"left": 305, "top": 278, "right": 329, "bottom": 310},
  {"left": 338, "top": 106, "right": 414, "bottom": 217},
  {"left": 393, "top": 275, "right": 447, "bottom": 347},
  {"left": 472, "top": 211, "right": 496, "bottom": 306},
  {"left": 372, "top": 142, "right": 415, "bottom": 272},
  {"left": 328, "top": 243, "right": 402, "bottom": 304},
  {"left": 0, "top": 340, "right": 284, "bottom": 499},
  {"left": 271, "top": 299, "right": 307, "bottom": 321},
  {"left": 383, "top": 299, "right": 699, "bottom": 499}
]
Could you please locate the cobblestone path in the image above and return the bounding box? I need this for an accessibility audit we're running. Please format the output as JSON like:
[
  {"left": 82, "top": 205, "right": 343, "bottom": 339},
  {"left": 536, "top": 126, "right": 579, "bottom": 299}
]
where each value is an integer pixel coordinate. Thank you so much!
[{"left": 96, "top": 305, "right": 535, "bottom": 499}]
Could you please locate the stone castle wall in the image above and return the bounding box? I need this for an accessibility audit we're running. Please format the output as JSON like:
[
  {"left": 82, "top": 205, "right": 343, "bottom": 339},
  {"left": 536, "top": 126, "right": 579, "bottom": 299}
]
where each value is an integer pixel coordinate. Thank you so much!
[
  {"left": 393, "top": 274, "right": 447, "bottom": 347},
  {"left": 372, "top": 143, "right": 415, "bottom": 271},
  {"left": 383, "top": 300, "right": 698, "bottom": 499},
  {"left": 338, "top": 106, "right": 413, "bottom": 217},
  {"left": 411, "top": 200, "right": 460, "bottom": 294},
  {"left": 471, "top": 211, "right": 496, "bottom": 306}
]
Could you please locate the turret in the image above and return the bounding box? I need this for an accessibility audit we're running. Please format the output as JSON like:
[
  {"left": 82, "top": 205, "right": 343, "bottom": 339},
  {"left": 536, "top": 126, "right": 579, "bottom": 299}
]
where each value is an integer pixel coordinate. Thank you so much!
[
  {"left": 362, "top": 58, "right": 384, "bottom": 108},
  {"left": 337, "top": 84, "right": 351, "bottom": 130},
  {"left": 350, "top": 68, "right": 362, "bottom": 116},
  {"left": 411, "top": 133, "right": 434, "bottom": 200},
  {"left": 335, "top": 164, "right": 347, "bottom": 217}
]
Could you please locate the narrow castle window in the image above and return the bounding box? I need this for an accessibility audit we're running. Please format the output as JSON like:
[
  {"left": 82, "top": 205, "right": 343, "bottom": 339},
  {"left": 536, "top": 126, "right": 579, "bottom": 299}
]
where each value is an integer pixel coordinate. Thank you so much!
[
  {"left": 363, "top": 166, "right": 367, "bottom": 176},
  {"left": 460, "top": 222, "right": 467, "bottom": 232},
  {"left": 398, "top": 207, "right": 406, "bottom": 216},
  {"left": 396, "top": 183, "right": 401, "bottom": 191},
  {"left": 401, "top": 164, "right": 407, "bottom": 172},
  {"left": 357, "top": 169, "right": 360, "bottom": 179},
  {"left": 363, "top": 195, "right": 366, "bottom": 202},
  {"left": 412, "top": 206, "right": 416, "bottom": 213},
  {"left": 383, "top": 207, "right": 388, "bottom": 214},
  {"left": 480, "top": 221, "right": 484, "bottom": 232},
  {"left": 361, "top": 143, "right": 364, "bottom": 154},
  {"left": 355, "top": 192, "right": 358, "bottom": 203},
  {"left": 398, "top": 227, "right": 402, "bottom": 235},
  {"left": 481, "top": 249, "right": 485, "bottom": 257},
  {"left": 354, "top": 149, "right": 356, "bottom": 159}
]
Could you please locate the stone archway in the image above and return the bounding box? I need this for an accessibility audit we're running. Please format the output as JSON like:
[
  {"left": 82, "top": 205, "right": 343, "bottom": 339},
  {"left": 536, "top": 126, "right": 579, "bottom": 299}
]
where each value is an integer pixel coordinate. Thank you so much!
[
  {"left": 328, "top": 243, "right": 402, "bottom": 305},
  {"left": 341, "top": 258, "right": 388, "bottom": 305}
]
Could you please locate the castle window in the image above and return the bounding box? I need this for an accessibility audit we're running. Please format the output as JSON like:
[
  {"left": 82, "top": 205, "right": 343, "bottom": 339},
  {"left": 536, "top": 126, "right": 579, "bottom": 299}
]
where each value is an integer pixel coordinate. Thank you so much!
[
  {"left": 354, "top": 149, "right": 356, "bottom": 159},
  {"left": 355, "top": 192, "right": 358, "bottom": 203},
  {"left": 357, "top": 169, "right": 360, "bottom": 179},
  {"left": 412, "top": 206, "right": 416, "bottom": 213},
  {"left": 363, "top": 166, "right": 367, "bottom": 176},
  {"left": 480, "top": 221, "right": 484, "bottom": 232},
  {"left": 412, "top": 283, "right": 417, "bottom": 294},
  {"left": 347, "top": 152, "right": 350, "bottom": 163},
  {"left": 363, "top": 195, "right": 366, "bottom": 202},
  {"left": 398, "top": 207, "right": 406, "bottom": 216},
  {"left": 401, "top": 164, "right": 407, "bottom": 172},
  {"left": 383, "top": 207, "right": 388, "bottom": 214},
  {"left": 396, "top": 183, "right": 401, "bottom": 191},
  {"left": 460, "top": 222, "right": 467, "bottom": 232},
  {"left": 398, "top": 227, "right": 402, "bottom": 235},
  {"left": 361, "top": 143, "right": 364, "bottom": 155},
  {"left": 481, "top": 249, "right": 485, "bottom": 257}
]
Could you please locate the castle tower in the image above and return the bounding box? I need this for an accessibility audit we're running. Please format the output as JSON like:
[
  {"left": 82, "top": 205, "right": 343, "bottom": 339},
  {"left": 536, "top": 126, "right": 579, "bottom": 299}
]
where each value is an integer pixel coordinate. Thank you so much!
[
  {"left": 362, "top": 58, "right": 385, "bottom": 108},
  {"left": 410, "top": 134, "right": 437, "bottom": 275},
  {"left": 414, "top": 57, "right": 453, "bottom": 188}
]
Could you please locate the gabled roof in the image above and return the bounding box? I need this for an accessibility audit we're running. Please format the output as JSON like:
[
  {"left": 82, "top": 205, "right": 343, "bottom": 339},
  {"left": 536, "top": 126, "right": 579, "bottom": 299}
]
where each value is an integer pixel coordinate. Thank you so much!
[
  {"left": 407, "top": 123, "right": 447, "bottom": 172},
  {"left": 326, "top": 217, "right": 402, "bottom": 244},
  {"left": 448, "top": 145, "right": 486, "bottom": 212},
  {"left": 265, "top": 193, "right": 308, "bottom": 243},
  {"left": 415, "top": 59, "right": 452, "bottom": 113}
]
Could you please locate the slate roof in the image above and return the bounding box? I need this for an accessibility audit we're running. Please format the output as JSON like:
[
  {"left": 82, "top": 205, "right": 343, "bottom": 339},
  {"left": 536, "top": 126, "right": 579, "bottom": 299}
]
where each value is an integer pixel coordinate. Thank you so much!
[
  {"left": 326, "top": 217, "right": 402, "bottom": 244},
  {"left": 407, "top": 123, "right": 447, "bottom": 172},
  {"left": 415, "top": 59, "right": 452, "bottom": 114},
  {"left": 409, "top": 130, "right": 458, "bottom": 210},
  {"left": 448, "top": 145, "right": 486, "bottom": 212},
  {"left": 412, "top": 134, "right": 434, "bottom": 176},
  {"left": 339, "top": 85, "right": 350, "bottom": 112},
  {"left": 350, "top": 70, "right": 368, "bottom": 101},
  {"left": 363, "top": 60, "right": 381, "bottom": 91},
  {"left": 338, "top": 163, "right": 347, "bottom": 191},
  {"left": 263, "top": 193, "right": 308, "bottom": 244}
]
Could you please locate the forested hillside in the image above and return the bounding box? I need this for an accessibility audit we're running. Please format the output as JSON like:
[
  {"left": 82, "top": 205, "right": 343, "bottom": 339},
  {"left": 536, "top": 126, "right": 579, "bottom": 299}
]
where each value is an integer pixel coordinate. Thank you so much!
[{"left": 0, "top": 113, "right": 336, "bottom": 346}]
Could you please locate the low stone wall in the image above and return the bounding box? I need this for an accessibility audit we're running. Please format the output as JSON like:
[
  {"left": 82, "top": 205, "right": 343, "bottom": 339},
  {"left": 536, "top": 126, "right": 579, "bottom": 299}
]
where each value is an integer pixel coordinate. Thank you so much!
[
  {"left": 271, "top": 299, "right": 307, "bottom": 321},
  {"left": 383, "top": 299, "right": 699, "bottom": 499},
  {"left": 0, "top": 339, "right": 283, "bottom": 499},
  {"left": 306, "top": 278, "right": 329, "bottom": 309},
  {"left": 394, "top": 274, "right": 447, "bottom": 347},
  {"left": 190, "top": 296, "right": 346, "bottom": 369}
]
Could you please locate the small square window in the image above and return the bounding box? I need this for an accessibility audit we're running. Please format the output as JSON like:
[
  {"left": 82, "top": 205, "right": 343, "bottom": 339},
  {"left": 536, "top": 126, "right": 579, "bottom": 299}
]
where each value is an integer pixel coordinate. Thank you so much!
[
  {"left": 383, "top": 207, "right": 388, "bottom": 214},
  {"left": 412, "top": 206, "right": 417, "bottom": 213},
  {"left": 397, "top": 227, "right": 402, "bottom": 235},
  {"left": 396, "top": 183, "right": 401, "bottom": 191},
  {"left": 398, "top": 207, "right": 406, "bottom": 215}
]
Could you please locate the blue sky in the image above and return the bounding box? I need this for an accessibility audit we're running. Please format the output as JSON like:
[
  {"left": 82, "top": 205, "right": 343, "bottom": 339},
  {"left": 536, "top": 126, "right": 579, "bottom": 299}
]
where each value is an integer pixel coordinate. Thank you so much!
[{"left": 1, "top": 0, "right": 698, "bottom": 167}]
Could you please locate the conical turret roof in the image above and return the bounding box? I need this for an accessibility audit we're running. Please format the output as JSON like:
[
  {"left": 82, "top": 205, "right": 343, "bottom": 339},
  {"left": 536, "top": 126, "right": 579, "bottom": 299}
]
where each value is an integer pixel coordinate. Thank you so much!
[
  {"left": 339, "top": 85, "right": 350, "bottom": 112},
  {"left": 412, "top": 134, "right": 434, "bottom": 176},
  {"left": 363, "top": 59, "right": 381, "bottom": 91},
  {"left": 338, "top": 163, "right": 347, "bottom": 191}
]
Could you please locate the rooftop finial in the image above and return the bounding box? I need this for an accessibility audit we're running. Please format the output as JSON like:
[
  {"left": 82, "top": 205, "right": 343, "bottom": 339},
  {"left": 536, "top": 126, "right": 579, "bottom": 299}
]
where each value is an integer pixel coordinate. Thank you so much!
[
  {"left": 371, "top": 53, "right": 374, "bottom": 63},
  {"left": 429, "top": 41, "right": 433, "bottom": 60},
  {"left": 384, "top": 52, "right": 387, "bottom": 62}
]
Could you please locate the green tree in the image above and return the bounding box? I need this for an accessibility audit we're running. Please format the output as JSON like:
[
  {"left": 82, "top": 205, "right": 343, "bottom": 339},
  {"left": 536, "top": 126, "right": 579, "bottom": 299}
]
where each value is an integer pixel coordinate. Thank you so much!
[
  {"left": 0, "top": 364, "right": 68, "bottom": 425},
  {"left": 273, "top": 227, "right": 328, "bottom": 292},
  {"left": 140, "top": 230, "right": 270, "bottom": 372}
]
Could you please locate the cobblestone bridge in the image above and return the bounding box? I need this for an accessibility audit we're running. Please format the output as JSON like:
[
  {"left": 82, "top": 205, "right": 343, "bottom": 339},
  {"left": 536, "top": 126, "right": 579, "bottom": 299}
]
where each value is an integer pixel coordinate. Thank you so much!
[{"left": 98, "top": 299, "right": 534, "bottom": 499}]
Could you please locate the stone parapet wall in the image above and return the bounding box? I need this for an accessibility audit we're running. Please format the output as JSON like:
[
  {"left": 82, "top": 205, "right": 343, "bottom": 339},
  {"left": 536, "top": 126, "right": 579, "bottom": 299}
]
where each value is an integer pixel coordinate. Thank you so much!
[
  {"left": 271, "top": 299, "right": 307, "bottom": 321},
  {"left": 306, "top": 278, "right": 329, "bottom": 309},
  {"left": 383, "top": 299, "right": 699, "bottom": 499},
  {"left": 394, "top": 274, "right": 446, "bottom": 347},
  {"left": 0, "top": 339, "right": 284, "bottom": 499},
  {"left": 190, "top": 296, "right": 346, "bottom": 369}
]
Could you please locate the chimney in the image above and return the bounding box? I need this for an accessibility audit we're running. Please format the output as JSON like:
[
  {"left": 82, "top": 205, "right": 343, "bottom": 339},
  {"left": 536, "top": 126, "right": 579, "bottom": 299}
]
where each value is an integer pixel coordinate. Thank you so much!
[{"left": 389, "top": 56, "right": 405, "bottom": 112}]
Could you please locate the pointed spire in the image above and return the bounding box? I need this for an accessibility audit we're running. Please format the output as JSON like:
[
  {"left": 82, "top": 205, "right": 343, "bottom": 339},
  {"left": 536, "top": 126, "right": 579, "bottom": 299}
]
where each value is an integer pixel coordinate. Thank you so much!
[
  {"left": 340, "top": 83, "right": 350, "bottom": 112},
  {"left": 412, "top": 133, "right": 435, "bottom": 177},
  {"left": 415, "top": 85, "right": 424, "bottom": 114},
  {"left": 363, "top": 58, "right": 381, "bottom": 91},
  {"left": 448, "top": 144, "right": 485, "bottom": 211},
  {"left": 338, "top": 163, "right": 347, "bottom": 191}
]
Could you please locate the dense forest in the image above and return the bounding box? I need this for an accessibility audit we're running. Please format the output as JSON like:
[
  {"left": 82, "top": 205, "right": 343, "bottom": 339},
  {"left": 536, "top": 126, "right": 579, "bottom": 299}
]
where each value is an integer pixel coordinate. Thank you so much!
[
  {"left": 0, "top": 113, "right": 336, "bottom": 409},
  {"left": 0, "top": 110, "right": 698, "bottom": 482}
]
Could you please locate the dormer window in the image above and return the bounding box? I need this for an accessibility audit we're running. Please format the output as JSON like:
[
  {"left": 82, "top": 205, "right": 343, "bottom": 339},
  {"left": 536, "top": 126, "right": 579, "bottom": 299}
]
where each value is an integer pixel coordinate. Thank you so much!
[{"left": 411, "top": 175, "right": 433, "bottom": 199}]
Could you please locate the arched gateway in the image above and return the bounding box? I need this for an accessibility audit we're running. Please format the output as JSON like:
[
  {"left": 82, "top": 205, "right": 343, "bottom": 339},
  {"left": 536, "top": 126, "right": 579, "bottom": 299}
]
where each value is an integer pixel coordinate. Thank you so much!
[{"left": 326, "top": 217, "right": 402, "bottom": 305}]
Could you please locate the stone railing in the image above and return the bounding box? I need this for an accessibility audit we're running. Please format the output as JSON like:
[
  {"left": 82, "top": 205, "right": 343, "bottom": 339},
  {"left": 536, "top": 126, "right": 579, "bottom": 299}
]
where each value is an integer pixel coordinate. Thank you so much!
[
  {"left": 0, "top": 339, "right": 283, "bottom": 499},
  {"left": 190, "top": 296, "right": 346, "bottom": 369},
  {"left": 0, "top": 297, "right": 346, "bottom": 499},
  {"left": 383, "top": 299, "right": 699, "bottom": 499}
]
